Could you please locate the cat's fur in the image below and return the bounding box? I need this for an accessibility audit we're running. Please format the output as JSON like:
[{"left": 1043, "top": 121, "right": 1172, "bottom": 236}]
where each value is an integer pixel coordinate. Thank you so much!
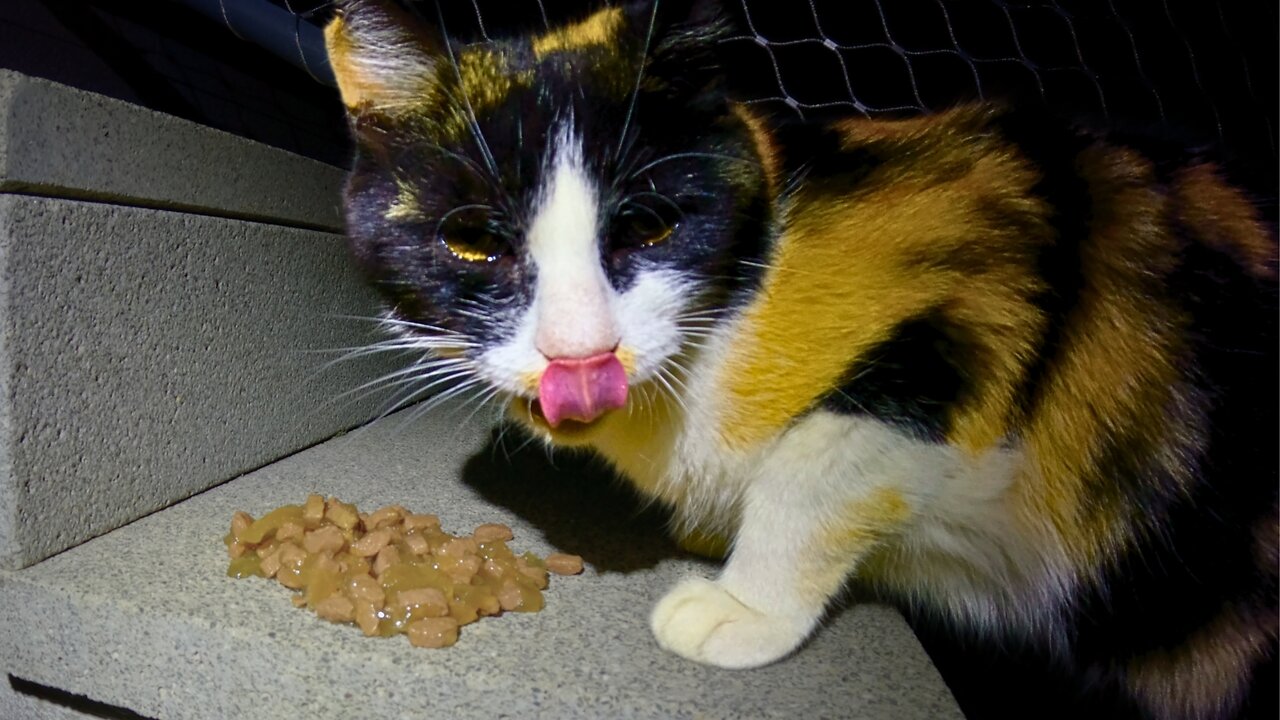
[{"left": 324, "top": 1, "right": 1278, "bottom": 717}]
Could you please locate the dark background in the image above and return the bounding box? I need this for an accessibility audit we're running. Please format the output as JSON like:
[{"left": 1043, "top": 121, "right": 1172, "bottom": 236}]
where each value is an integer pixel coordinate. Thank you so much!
[{"left": 3, "top": 0, "right": 1274, "bottom": 191}]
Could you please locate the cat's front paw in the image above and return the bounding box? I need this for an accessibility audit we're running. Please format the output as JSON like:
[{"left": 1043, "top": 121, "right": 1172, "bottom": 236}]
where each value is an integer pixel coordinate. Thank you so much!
[{"left": 650, "top": 578, "right": 812, "bottom": 669}]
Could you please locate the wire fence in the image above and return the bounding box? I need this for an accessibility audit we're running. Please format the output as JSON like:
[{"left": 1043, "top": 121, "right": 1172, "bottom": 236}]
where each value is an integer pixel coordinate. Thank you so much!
[
  {"left": 5, "top": 0, "right": 1274, "bottom": 186},
  {"left": 718, "top": 0, "right": 1276, "bottom": 167},
  {"left": 280, "top": 0, "right": 1274, "bottom": 173}
]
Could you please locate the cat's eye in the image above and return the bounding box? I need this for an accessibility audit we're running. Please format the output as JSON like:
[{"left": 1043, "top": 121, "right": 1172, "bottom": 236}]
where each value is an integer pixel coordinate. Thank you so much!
[
  {"left": 442, "top": 229, "right": 504, "bottom": 263},
  {"left": 639, "top": 222, "right": 674, "bottom": 248},
  {"left": 614, "top": 209, "right": 677, "bottom": 251},
  {"left": 438, "top": 210, "right": 506, "bottom": 263}
]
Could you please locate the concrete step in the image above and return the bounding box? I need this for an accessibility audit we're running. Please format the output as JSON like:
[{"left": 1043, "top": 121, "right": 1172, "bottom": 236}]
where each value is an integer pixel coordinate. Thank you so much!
[
  {"left": 0, "top": 405, "right": 962, "bottom": 719},
  {"left": 0, "top": 70, "right": 400, "bottom": 569}
]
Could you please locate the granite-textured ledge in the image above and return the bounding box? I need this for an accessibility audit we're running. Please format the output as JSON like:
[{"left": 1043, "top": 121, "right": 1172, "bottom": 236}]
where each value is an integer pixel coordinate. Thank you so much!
[
  {"left": 0, "top": 70, "right": 345, "bottom": 231},
  {"left": 0, "top": 195, "right": 401, "bottom": 569},
  {"left": 0, "top": 69, "right": 390, "bottom": 569},
  {"left": 0, "top": 406, "right": 961, "bottom": 720}
]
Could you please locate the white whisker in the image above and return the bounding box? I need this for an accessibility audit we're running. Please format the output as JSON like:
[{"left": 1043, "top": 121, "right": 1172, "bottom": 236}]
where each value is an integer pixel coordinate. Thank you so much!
[
  {"left": 431, "top": 3, "right": 500, "bottom": 182},
  {"left": 628, "top": 151, "right": 756, "bottom": 180},
  {"left": 614, "top": 0, "right": 661, "bottom": 163}
]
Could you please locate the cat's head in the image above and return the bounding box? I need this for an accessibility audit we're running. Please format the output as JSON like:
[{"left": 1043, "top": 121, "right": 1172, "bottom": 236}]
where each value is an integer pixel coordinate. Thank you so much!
[{"left": 326, "top": 0, "right": 771, "bottom": 441}]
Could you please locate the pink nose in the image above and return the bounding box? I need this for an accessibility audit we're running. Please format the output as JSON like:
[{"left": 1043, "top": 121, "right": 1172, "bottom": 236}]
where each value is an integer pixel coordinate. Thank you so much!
[{"left": 537, "top": 352, "right": 628, "bottom": 427}]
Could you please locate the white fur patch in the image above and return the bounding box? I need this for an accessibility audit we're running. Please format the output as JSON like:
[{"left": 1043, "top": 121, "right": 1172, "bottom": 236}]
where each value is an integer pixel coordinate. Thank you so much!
[
  {"left": 612, "top": 268, "right": 690, "bottom": 378},
  {"left": 526, "top": 124, "right": 618, "bottom": 359},
  {"left": 478, "top": 124, "right": 695, "bottom": 400},
  {"left": 477, "top": 306, "right": 540, "bottom": 394},
  {"left": 644, "top": 406, "right": 1079, "bottom": 668}
]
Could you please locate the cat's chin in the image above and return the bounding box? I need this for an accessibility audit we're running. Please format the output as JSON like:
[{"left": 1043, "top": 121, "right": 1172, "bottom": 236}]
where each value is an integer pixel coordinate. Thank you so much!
[{"left": 507, "top": 397, "right": 612, "bottom": 447}]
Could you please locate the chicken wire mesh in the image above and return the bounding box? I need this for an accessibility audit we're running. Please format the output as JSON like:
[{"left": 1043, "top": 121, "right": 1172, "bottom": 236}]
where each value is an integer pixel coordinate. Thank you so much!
[
  {"left": 10, "top": 0, "right": 1270, "bottom": 191},
  {"left": 270, "top": 0, "right": 1276, "bottom": 179}
]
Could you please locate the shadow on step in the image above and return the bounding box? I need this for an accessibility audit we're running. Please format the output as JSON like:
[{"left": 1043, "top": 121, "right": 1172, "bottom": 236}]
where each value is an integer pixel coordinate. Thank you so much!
[
  {"left": 459, "top": 425, "right": 694, "bottom": 575},
  {"left": 9, "top": 675, "right": 153, "bottom": 720}
]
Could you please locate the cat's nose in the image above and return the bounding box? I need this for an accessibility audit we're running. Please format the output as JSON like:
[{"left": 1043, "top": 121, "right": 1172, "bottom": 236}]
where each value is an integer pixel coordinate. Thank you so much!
[
  {"left": 537, "top": 352, "right": 628, "bottom": 427},
  {"left": 534, "top": 279, "right": 620, "bottom": 360}
]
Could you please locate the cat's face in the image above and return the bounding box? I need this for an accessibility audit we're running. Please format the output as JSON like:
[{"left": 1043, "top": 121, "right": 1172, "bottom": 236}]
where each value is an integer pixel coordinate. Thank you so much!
[{"left": 326, "top": 0, "right": 769, "bottom": 441}]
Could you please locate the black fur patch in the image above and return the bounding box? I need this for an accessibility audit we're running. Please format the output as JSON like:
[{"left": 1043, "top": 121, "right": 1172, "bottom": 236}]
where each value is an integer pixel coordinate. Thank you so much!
[
  {"left": 986, "top": 108, "right": 1094, "bottom": 425},
  {"left": 772, "top": 121, "right": 886, "bottom": 196},
  {"left": 820, "top": 310, "right": 974, "bottom": 442},
  {"left": 1070, "top": 229, "right": 1279, "bottom": 674}
]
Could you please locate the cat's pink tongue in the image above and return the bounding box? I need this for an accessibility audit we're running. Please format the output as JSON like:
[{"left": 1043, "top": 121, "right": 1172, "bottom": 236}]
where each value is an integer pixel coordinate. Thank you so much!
[{"left": 538, "top": 353, "right": 628, "bottom": 428}]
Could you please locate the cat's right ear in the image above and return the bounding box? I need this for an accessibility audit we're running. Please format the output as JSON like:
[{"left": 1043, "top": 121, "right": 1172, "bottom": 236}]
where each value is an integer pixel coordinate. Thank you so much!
[
  {"left": 324, "top": 0, "right": 442, "bottom": 116},
  {"left": 624, "top": 0, "right": 732, "bottom": 102}
]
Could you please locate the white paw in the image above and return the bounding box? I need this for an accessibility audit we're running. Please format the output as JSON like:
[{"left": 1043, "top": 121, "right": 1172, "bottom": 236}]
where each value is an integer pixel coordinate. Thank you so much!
[{"left": 650, "top": 578, "right": 812, "bottom": 669}]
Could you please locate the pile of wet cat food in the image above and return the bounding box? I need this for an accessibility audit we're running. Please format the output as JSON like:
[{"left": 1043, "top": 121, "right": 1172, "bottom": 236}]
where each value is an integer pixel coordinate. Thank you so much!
[{"left": 225, "top": 495, "right": 583, "bottom": 648}]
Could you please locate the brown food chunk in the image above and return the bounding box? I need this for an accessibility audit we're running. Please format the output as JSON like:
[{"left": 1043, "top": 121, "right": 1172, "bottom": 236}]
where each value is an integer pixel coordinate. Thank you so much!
[
  {"left": 315, "top": 595, "right": 355, "bottom": 623},
  {"left": 441, "top": 555, "right": 482, "bottom": 584},
  {"left": 276, "top": 521, "right": 304, "bottom": 542},
  {"left": 407, "top": 617, "right": 459, "bottom": 648},
  {"left": 372, "top": 545, "right": 401, "bottom": 576},
  {"left": 354, "top": 600, "right": 381, "bottom": 636},
  {"left": 324, "top": 499, "right": 360, "bottom": 531},
  {"left": 473, "top": 523, "right": 514, "bottom": 544},
  {"left": 496, "top": 580, "right": 524, "bottom": 612},
  {"left": 227, "top": 496, "right": 583, "bottom": 649},
  {"left": 481, "top": 558, "right": 507, "bottom": 580},
  {"left": 393, "top": 588, "right": 450, "bottom": 618},
  {"left": 230, "top": 511, "right": 253, "bottom": 536},
  {"left": 259, "top": 550, "right": 283, "bottom": 578},
  {"left": 349, "top": 528, "right": 392, "bottom": 557},
  {"left": 347, "top": 574, "right": 386, "bottom": 606},
  {"left": 302, "top": 525, "right": 345, "bottom": 555},
  {"left": 546, "top": 553, "right": 585, "bottom": 576},
  {"left": 402, "top": 513, "right": 439, "bottom": 532},
  {"left": 517, "top": 564, "right": 550, "bottom": 590},
  {"left": 437, "top": 537, "right": 478, "bottom": 559},
  {"left": 403, "top": 532, "right": 430, "bottom": 556},
  {"left": 302, "top": 494, "right": 325, "bottom": 524},
  {"left": 476, "top": 593, "right": 501, "bottom": 617},
  {"left": 364, "top": 506, "right": 404, "bottom": 530}
]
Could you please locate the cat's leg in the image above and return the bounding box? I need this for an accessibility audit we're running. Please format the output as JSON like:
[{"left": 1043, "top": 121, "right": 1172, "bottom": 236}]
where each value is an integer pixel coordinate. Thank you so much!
[{"left": 651, "top": 413, "right": 916, "bottom": 668}]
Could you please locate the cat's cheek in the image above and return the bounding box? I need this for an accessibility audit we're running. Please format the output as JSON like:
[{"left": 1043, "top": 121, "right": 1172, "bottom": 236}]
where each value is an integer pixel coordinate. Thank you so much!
[
  {"left": 612, "top": 268, "right": 693, "bottom": 380},
  {"left": 474, "top": 311, "right": 544, "bottom": 395}
]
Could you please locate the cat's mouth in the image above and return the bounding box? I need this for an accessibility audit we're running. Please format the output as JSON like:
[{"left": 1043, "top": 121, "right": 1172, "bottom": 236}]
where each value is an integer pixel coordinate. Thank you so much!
[
  {"left": 531, "top": 400, "right": 594, "bottom": 430},
  {"left": 517, "top": 398, "right": 612, "bottom": 445},
  {"left": 504, "top": 351, "right": 635, "bottom": 445}
]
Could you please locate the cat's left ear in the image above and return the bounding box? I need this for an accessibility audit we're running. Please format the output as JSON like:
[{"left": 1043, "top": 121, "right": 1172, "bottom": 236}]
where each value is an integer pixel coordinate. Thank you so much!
[
  {"left": 627, "top": 0, "right": 731, "bottom": 100},
  {"left": 324, "top": 0, "right": 443, "bottom": 115}
]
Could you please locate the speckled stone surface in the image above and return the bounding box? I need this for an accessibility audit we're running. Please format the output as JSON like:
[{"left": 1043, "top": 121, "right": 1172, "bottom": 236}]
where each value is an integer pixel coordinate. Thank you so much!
[
  {"left": 0, "top": 70, "right": 345, "bottom": 230},
  {"left": 0, "top": 69, "right": 391, "bottom": 568},
  {"left": 0, "top": 680, "right": 112, "bottom": 720},
  {"left": 0, "top": 408, "right": 962, "bottom": 720},
  {"left": 0, "top": 195, "right": 403, "bottom": 568}
]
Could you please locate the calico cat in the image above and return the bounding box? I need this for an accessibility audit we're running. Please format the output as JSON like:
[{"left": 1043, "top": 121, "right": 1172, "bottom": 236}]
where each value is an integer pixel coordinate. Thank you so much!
[{"left": 323, "top": 1, "right": 1278, "bottom": 717}]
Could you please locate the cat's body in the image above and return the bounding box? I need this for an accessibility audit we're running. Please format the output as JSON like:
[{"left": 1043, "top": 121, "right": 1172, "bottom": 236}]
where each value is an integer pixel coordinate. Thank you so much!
[{"left": 324, "top": 2, "right": 1278, "bottom": 717}]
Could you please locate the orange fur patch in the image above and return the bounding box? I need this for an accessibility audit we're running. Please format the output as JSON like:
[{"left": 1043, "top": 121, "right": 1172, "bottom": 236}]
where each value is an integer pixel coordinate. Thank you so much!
[
  {"left": 1015, "top": 144, "right": 1190, "bottom": 565},
  {"left": 803, "top": 487, "right": 911, "bottom": 604},
  {"left": 718, "top": 107, "right": 1048, "bottom": 452},
  {"left": 324, "top": 14, "right": 439, "bottom": 113},
  {"left": 1126, "top": 606, "right": 1278, "bottom": 719},
  {"left": 730, "top": 104, "right": 783, "bottom": 200},
  {"left": 1172, "top": 163, "right": 1277, "bottom": 279},
  {"left": 531, "top": 7, "right": 623, "bottom": 58}
]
